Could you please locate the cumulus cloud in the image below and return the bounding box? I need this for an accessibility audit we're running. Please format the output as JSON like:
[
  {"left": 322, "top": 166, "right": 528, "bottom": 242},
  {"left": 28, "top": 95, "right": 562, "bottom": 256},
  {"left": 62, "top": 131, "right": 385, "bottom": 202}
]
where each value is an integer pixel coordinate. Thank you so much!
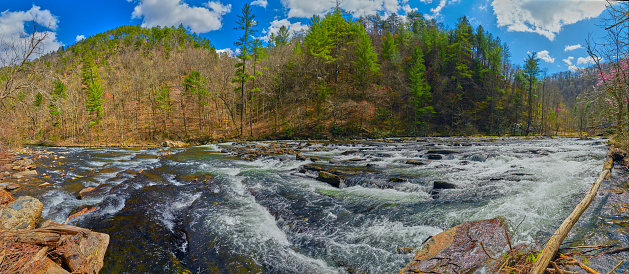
[
  {"left": 281, "top": 0, "right": 410, "bottom": 18},
  {"left": 251, "top": 0, "right": 268, "bottom": 8},
  {"left": 492, "top": 0, "right": 608, "bottom": 41},
  {"left": 568, "top": 65, "right": 579, "bottom": 72},
  {"left": 422, "top": 0, "right": 459, "bottom": 20},
  {"left": 537, "top": 50, "right": 555, "bottom": 63},
  {"left": 262, "top": 19, "right": 309, "bottom": 42},
  {"left": 216, "top": 48, "right": 239, "bottom": 57},
  {"left": 75, "top": 35, "right": 85, "bottom": 42},
  {"left": 563, "top": 56, "right": 574, "bottom": 66},
  {"left": 0, "top": 5, "right": 62, "bottom": 62},
  {"left": 564, "top": 44, "right": 583, "bottom": 51},
  {"left": 131, "top": 0, "right": 231, "bottom": 33},
  {"left": 577, "top": 56, "right": 600, "bottom": 65}
]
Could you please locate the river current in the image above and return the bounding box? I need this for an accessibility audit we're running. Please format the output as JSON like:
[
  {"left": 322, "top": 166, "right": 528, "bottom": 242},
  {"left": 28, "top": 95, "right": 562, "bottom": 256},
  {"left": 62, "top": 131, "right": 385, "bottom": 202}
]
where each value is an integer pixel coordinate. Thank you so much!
[{"left": 14, "top": 137, "right": 614, "bottom": 273}]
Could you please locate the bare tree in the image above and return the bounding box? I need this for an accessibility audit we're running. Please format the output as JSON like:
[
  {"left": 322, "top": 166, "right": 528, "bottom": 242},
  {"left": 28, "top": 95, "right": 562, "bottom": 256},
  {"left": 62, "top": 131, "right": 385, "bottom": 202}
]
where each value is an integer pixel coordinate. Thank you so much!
[
  {"left": 0, "top": 21, "right": 52, "bottom": 104},
  {"left": 586, "top": 1, "right": 629, "bottom": 136}
]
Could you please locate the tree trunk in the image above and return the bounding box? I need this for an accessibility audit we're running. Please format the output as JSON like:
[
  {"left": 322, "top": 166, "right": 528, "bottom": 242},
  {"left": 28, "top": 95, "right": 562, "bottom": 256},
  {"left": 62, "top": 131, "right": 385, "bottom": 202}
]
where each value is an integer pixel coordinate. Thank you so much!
[{"left": 531, "top": 159, "right": 612, "bottom": 274}]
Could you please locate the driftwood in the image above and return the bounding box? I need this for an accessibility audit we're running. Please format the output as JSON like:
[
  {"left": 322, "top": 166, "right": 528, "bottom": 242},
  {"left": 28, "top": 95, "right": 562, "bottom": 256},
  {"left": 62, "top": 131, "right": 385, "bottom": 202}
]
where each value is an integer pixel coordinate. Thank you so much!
[
  {"left": 531, "top": 158, "right": 613, "bottom": 274},
  {"left": 0, "top": 222, "right": 88, "bottom": 245},
  {"left": 0, "top": 222, "right": 108, "bottom": 274}
]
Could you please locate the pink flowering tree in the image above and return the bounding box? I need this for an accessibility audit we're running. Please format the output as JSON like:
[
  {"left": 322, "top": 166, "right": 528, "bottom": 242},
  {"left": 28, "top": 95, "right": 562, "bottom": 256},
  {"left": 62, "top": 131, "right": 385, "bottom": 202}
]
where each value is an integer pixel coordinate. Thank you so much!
[{"left": 593, "top": 59, "right": 629, "bottom": 135}]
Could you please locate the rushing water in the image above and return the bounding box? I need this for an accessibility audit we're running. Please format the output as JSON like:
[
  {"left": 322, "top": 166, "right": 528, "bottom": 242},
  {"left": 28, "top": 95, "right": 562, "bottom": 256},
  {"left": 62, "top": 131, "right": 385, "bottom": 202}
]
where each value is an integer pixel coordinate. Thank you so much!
[{"left": 13, "top": 137, "right": 611, "bottom": 273}]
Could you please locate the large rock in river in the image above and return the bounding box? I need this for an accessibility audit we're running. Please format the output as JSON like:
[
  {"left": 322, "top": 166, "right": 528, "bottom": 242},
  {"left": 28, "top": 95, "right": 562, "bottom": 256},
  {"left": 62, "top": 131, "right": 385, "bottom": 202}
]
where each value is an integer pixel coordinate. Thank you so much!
[
  {"left": 0, "top": 196, "right": 43, "bottom": 230},
  {"left": 317, "top": 171, "right": 342, "bottom": 187},
  {"left": 400, "top": 218, "right": 508, "bottom": 274}
]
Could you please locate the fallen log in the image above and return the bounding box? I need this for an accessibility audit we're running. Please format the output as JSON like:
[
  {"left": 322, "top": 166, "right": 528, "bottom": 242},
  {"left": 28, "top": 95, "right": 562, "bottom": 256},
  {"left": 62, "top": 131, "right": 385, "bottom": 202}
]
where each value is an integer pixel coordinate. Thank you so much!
[{"left": 531, "top": 158, "right": 613, "bottom": 274}]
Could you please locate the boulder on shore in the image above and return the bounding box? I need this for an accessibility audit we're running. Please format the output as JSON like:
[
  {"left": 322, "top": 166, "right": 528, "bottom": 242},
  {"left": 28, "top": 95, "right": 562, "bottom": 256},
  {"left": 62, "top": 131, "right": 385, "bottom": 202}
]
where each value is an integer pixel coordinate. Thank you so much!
[
  {"left": 0, "top": 196, "right": 43, "bottom": 230},
  {"left": 0, "top": 189, "right": 15, "bottom": 208},
  {"left": 400, "top": 218, "right": 508, "bottom": 273}
]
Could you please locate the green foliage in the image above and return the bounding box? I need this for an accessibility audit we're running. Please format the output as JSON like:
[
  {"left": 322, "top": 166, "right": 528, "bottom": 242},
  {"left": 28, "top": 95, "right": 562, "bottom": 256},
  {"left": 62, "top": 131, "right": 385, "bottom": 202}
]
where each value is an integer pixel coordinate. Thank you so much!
[
  {"left": 33, "top": 92, "right": 43, "bottom": 108},
  {"left": 305, "top": 15, "right": 335, "bottom": 63},
  {"left": 155, "top": 86, "right": 171, "bottom": 111},
  {"left": 381, "top": 32, "right": 399, "bottom": 63},
  {"left": 409, "top": 46, "right": 433, "bottom": 117},
  {"left": 353, "top": 29, "right": 380, "bottom": 95},
  {"left": 85, "top": 83, "right": 104, "bottom": 124},
  {"left": 270, "top": 25, "right": 290, "bottom": 47}
]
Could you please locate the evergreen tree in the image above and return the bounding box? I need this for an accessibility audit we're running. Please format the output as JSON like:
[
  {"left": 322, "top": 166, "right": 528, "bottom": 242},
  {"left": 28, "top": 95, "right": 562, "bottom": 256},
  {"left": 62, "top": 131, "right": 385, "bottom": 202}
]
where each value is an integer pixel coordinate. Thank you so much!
[
  {"left": 523, "top": 52, "right": 541, "bottom": 135},
  {"left": 353, "top": 29, "right": 379, "bottom": 98},
  {"left": 409, "top": 46, "right": 433, "bottom": 133},
  {"left": 233, "top": 3, "right": 257, "bottom": 136}
]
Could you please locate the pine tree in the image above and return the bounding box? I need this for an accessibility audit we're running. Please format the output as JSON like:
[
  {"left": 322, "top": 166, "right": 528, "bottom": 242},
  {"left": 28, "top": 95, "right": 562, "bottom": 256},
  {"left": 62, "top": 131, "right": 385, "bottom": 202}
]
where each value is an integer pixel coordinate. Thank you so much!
[
  {"left": 233, "top": 3, "right": 257, "bottom": 136},
  {"left": 409, "top": 46, "right": 433, "bottom": 134},
  {"left": 523, "top": 52, "right": 541, "bottom": 135}
]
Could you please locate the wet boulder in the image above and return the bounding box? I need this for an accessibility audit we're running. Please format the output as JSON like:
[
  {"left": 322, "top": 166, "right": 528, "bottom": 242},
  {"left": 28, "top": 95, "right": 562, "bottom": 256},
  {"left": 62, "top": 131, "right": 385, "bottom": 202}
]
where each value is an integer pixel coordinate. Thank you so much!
[
  {"left": 0, "top": 196, "right": 43, "bottom": 230},
  {"left": 12, "top": 169, "right": 37, "bottom": 179},
  {"left": 161, "top": 140, "right": 187, "bottom": 148},
  {"left": 433, "top": 181, "right": 457, "bottom": 189},
  {"left": 77, "top": 186, "right": 98, "bottom": 200},
  {"left": 400, "top": 218, "right": 508, "bottom": 273},
  {"left": 406, "top": 160, "right": 426, "bottom": 166},
  {"left": 295, "top": 153, "right": 307, "bottom": 161},
  {"left": 389, "top": 177, "right": 408, "bottom": 183},
  {"left": 426, "top": 154, "right": 442, "bottom": 160},
  {"left": 65, "top": 205, "right": 98, "bottom": 224},
  {"left": 317, "top": 171, "right": 342, "bottom": 188},
  {"left": 5, "top": 183, "right": 20, "bottom": 191}
]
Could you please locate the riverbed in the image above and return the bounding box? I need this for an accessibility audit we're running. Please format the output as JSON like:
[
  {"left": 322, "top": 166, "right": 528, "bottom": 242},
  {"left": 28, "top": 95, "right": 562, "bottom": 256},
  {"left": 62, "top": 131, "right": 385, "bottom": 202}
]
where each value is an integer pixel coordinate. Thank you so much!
[{"left": 11, "top": 137, "right": 615, "bottom": 273}]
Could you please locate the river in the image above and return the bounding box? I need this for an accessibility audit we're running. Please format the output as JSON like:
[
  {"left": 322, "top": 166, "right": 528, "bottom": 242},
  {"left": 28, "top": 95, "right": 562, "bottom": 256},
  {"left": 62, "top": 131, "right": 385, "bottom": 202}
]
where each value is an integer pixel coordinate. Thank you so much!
[{"left": 12, "top": 137, "right": 616, "bottom": 273}]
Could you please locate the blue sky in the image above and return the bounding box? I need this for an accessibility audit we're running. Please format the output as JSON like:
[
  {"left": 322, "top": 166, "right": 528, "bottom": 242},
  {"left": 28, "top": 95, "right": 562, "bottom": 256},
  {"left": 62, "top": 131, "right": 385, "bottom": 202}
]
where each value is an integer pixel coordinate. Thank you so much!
[{"left": 0, "top": 0, "right": 613, "bottom": 74}]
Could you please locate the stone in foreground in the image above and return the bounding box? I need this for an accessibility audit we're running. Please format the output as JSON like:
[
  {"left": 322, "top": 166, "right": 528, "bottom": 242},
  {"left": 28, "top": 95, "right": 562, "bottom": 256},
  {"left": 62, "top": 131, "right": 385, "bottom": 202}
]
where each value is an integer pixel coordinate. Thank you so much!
[
  {"left": 0, "top": 196, "right": 43, "bottom": 230},
  {"left": 400, "top": 218, "right": 508, "bottom": 274}
]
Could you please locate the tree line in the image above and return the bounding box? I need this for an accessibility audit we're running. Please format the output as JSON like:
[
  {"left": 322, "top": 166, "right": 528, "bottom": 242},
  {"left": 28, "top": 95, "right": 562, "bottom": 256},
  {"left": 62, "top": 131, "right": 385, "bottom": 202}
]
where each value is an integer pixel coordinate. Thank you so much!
[{"left": 0, "top": 5, "right": 606, "bottom": 146}]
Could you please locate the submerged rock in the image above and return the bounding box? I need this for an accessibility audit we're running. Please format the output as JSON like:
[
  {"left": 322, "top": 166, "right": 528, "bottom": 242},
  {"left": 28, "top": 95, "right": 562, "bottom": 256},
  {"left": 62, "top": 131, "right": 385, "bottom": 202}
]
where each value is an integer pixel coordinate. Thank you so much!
[
  {"left": 433, "top": 181, "right": 457, "bottom": 189},
  {"left": 400, "top": 218, "right": 508, "bottom": 273},
  {"left": 426, "top": 154, "right": 442, "bottom": 160},
  {"left": 0, "top": 196, "right": 43, "bottom": 230}
]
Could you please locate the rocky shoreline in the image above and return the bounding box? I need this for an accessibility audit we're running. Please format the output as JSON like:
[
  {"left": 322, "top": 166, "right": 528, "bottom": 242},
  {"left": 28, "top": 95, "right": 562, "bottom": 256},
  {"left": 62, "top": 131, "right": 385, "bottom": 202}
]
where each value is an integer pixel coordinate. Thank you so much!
[{"left": 0, "top": 148, "right": 110, "bottom": 273}]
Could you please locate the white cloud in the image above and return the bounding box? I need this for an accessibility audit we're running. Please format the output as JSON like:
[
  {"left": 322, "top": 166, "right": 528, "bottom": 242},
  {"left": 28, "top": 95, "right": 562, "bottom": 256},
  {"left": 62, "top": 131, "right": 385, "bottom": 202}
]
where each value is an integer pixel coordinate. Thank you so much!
[
  {"left": 131, "top": 0, "right": 231, "bottom": 33},
  {"left": 492, "top": 0, "right": 608, "bottom": 41},
  {"left": 564, "top": 44, "right": 583, "bottom": 51},
  {"left": 216, "top": 48, "right": 239, "bottom": 57},
  {"left": 402, "top": 4, "right": 416, "bottom": 14},
  {"left": 281, "top": 0, "right": 409, "bottom": 18},
  {"left": 568, "top": 65, "right": 579, "bottom": 72},
  {"left": 251, "top": 0, "right": 268, "bottom": 8},
  {"left": 563, "top": 56, "right": 574, "bottom": 66},
  {"left": 0, "top": 5, "right": 62, "bottom": 62},
  {"left": 577, "top": 56, "right": 600, "bottom": 65},
  {"left": 423, "top": 0, "right": 459, "bottom": 20},
  {"left": 75, "top": 35, "right": 85, "bottom": 42},
  {"left": 262, "top": 19, "right": 309, "bottom": 42},
  {"left": 537, "top": 50, "right": 555, "bottom": 63}
]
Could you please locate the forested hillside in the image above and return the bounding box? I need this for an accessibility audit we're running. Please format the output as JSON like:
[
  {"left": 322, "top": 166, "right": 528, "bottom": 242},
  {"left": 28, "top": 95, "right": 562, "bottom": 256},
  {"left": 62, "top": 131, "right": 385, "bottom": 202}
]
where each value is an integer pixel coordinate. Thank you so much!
[{"left": 0, "top": 6, "right": 603, "bottom": 146}]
